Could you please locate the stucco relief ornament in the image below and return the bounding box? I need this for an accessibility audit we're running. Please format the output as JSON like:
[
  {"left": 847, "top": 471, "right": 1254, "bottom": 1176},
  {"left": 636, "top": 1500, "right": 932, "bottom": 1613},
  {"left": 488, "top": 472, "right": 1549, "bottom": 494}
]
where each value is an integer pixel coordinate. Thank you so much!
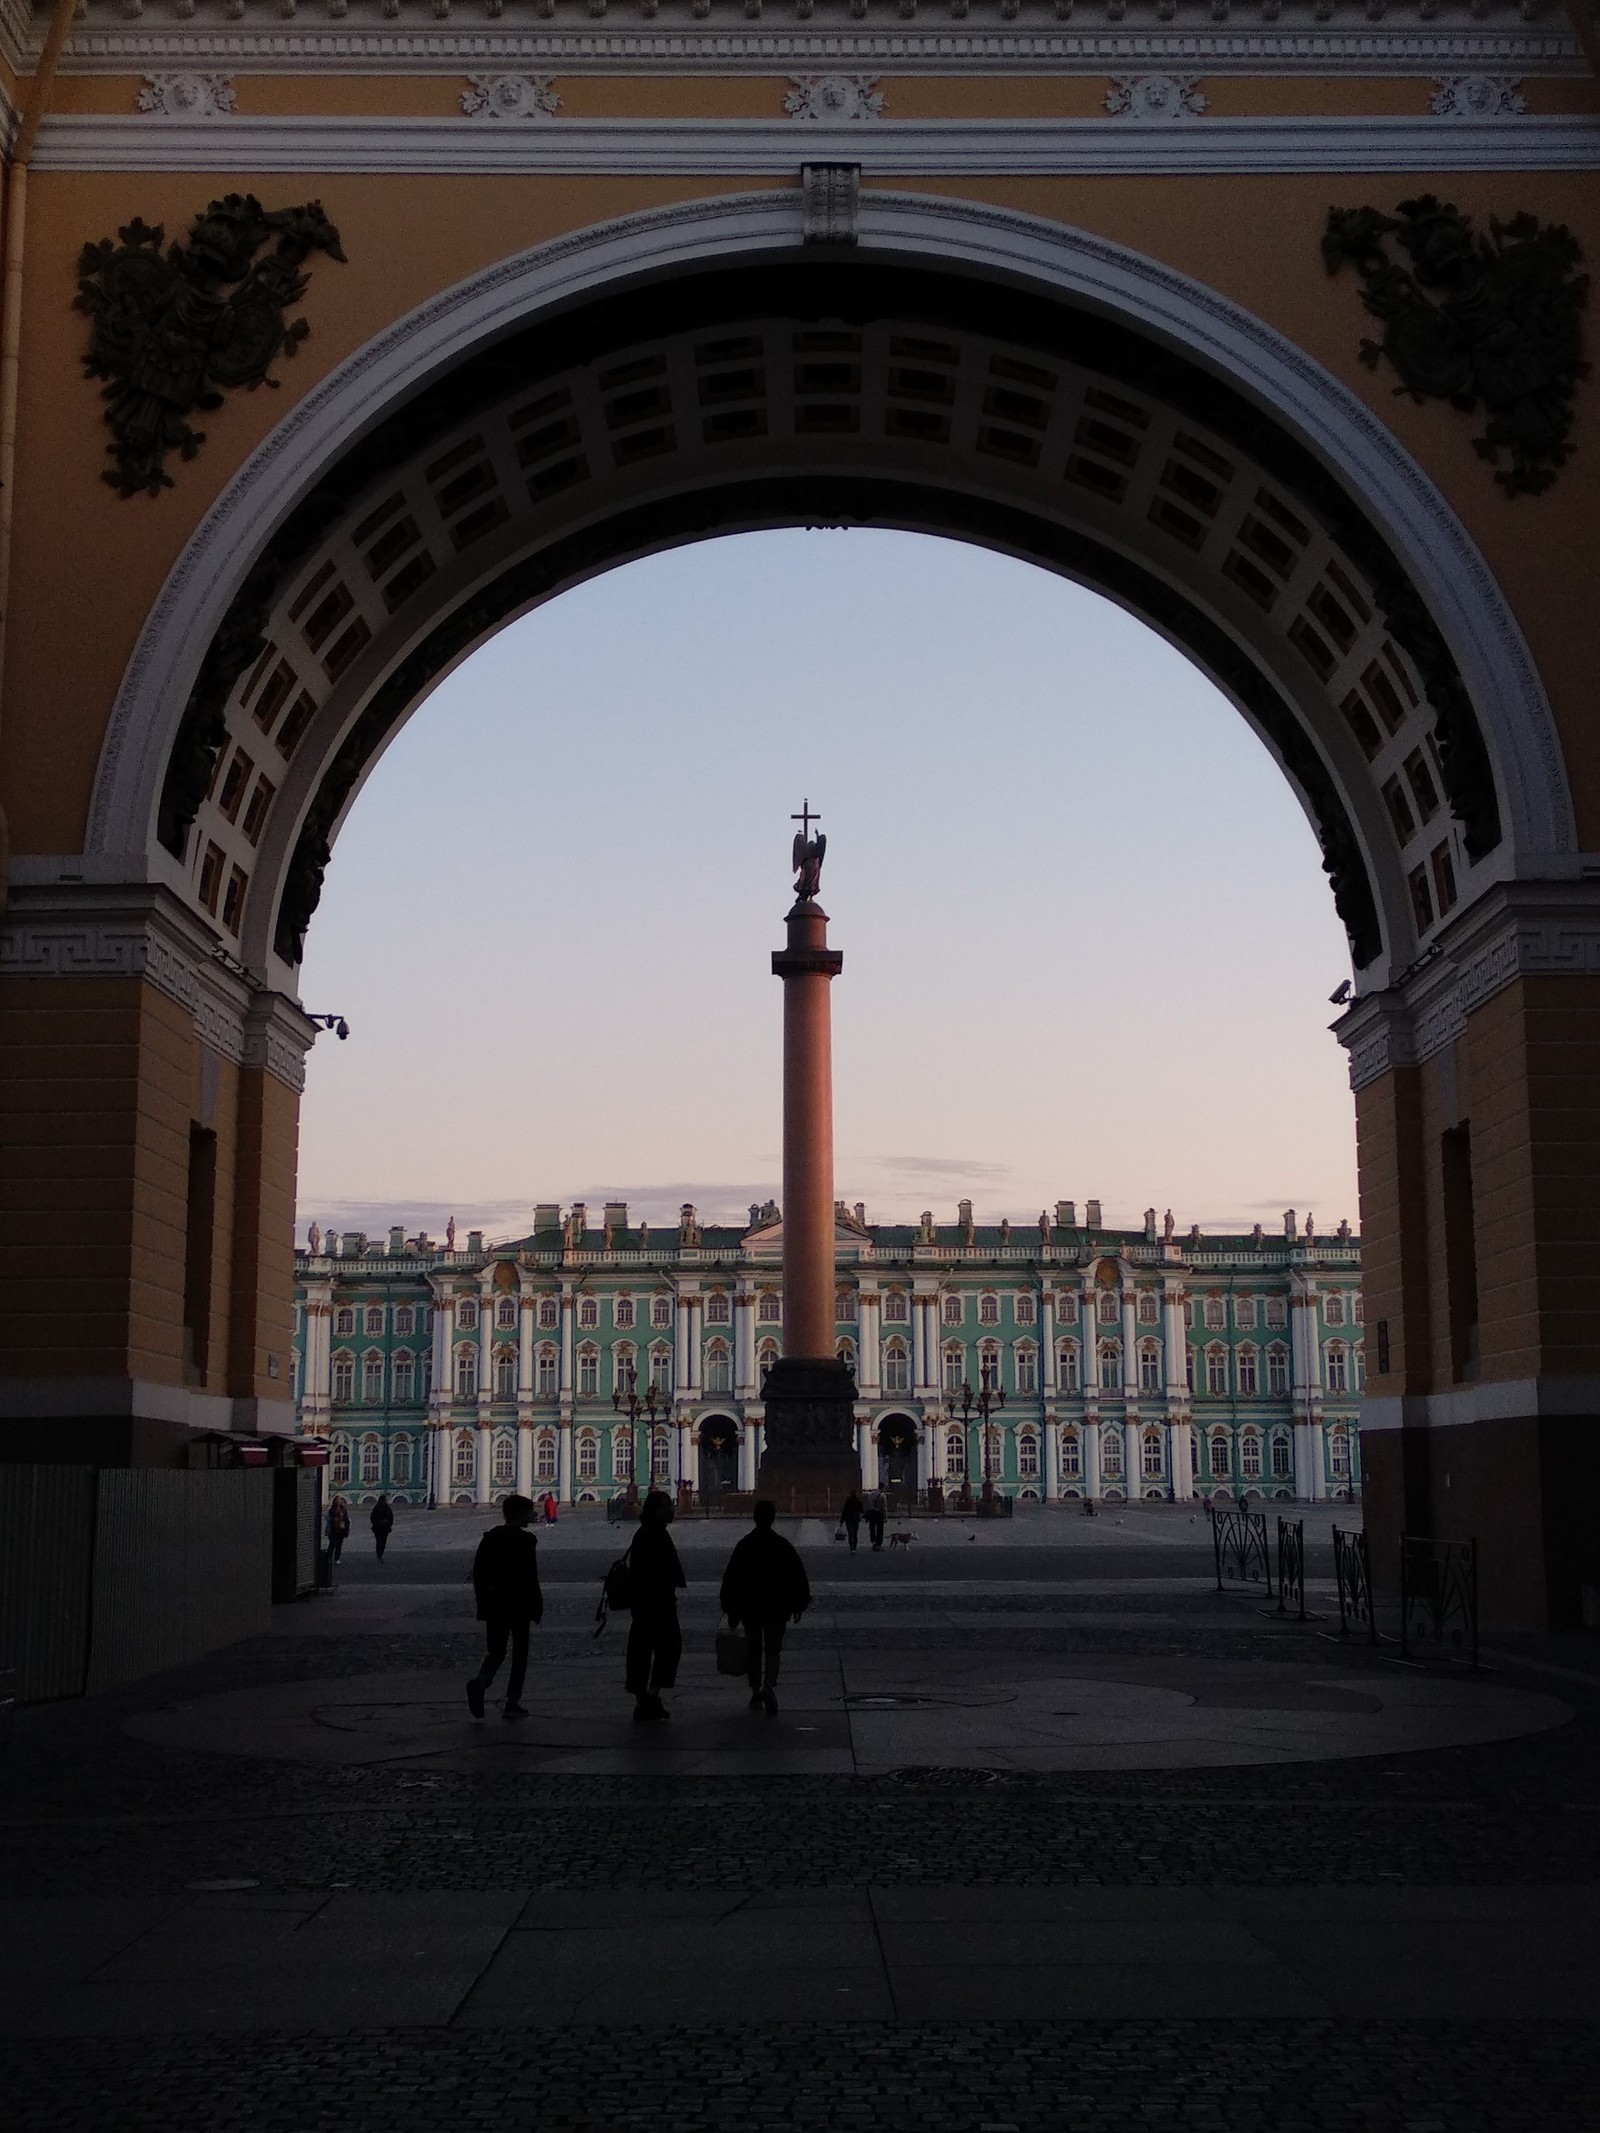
[
  {"left": 76, "top": 193, "right": 346, "bottom": 498},
  {"left": 460, "top": 75, "right": 561, "bottom": 120},
  {"left": 783, "top": 76, "right": 885, "bottom": 122},
  {"left": 135, "top": 74, "right": 237, "bottom": 117},
  {"left": 1428, "top": 76, "right": 1527, "bottom": 119},
  {"left": 1323, "top": 193, "right": 1588, "bottom": 496},
  {"left": 1104, "top": 75, "right": 1206, "bottom": 120}
]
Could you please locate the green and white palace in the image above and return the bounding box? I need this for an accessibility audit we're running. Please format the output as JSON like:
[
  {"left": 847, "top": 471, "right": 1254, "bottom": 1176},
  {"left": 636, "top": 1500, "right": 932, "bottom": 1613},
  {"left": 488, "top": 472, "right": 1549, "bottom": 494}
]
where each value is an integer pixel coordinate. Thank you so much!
[{"left": 293, "top": 1199, "right": 1363, "bottom": 1509}]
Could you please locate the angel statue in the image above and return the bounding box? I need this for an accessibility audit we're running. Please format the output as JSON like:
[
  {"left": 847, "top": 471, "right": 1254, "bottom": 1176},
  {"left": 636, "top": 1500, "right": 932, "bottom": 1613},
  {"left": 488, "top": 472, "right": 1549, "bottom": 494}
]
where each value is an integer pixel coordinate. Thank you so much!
[{"left": 792, "top": 801, "right": 826, "bottom": 900}]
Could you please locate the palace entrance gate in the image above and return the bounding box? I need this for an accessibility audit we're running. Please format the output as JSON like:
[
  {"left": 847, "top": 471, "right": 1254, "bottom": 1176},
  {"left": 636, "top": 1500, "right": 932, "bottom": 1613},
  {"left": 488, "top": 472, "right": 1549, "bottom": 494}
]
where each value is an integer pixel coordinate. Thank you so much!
[{"left": 1, "top": 4, "right": 1597, "bottom": 1628}]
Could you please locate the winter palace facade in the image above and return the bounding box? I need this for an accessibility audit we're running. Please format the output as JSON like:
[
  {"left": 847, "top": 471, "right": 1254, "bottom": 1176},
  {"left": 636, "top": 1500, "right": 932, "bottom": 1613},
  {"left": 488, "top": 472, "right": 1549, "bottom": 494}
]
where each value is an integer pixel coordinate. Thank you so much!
[{"left": 293, "top": 1198, "right": 1364, "bottom": 1509}]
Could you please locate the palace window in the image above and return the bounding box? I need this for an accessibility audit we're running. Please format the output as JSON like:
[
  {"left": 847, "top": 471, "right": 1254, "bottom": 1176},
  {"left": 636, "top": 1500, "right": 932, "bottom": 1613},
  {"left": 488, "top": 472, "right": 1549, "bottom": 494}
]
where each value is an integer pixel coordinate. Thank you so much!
[
  {"left": 1209, "top": 1430, "right": 1231, "bottom": 1478},
  {"left": 577, "top": 1346, "right": 599, "bottom": 1398},
  {"left": 1235, "top": 1295, "right": 1257, "bottom": 1330},
  {"left": 757, "top": 1341, "right": 779, "bottom": 1389},
  {"left": 1265, "top": 1297, "right": 1287, "bottom": 1329},
  {"left": 456, "top": 1349, "right": 477, "bottom": 1399},
  {"left": 1142, "top": 1429, "right": 1163, "bottom": 1479},
  {"left": 946, "top": 1428, "right": 966, "bottom": 1478},
  {"left": 394, "top": 1306, "right": 414, "bottom": 1337},
  {"left": 1098, "top": 1291, "right": 1118, "bottom": 1324},
  {"left": 539, "top": 1297, "right": 558, "bottom": 1330},
  {"left": 1204, "top": 1296, "right": 1226, "bottom": 1330},
  {"left": 704, "top": 1292, "right": 728, "bottom": 1325},
  {"left": 615, "top": 1294, "right": 636, "bottom": 1329},
  {"left": 363, "top": 1353, "right": 384, "bottom": 1403},
  {"left": 1139, "top": 1292, "right": 1159, "bottom": 1325},
  {"left": 1352, "top": 1294, "right": 1366, "bottom": 1326},
  {"left": 1267, "top": 1345, "right": 1289, "bottom": 1396},
  {"left": 494, "top": 1350, "right": 515, "bottom": 1400},
  {"left": 1099, "top": 1341, "right": 1122, "bottom": 1391},
  {"left": 1240, "top": 1433, "right": 1262, "bottom": 1480},
  {"left": 978, "top": 1293, "right": 998, "bottom": 1326},
  {"left": 365, "top": 1305, "right": 384, "bottom": 1336},
  {"left": 422, "top": 1355, "right": 432, "bottom": 1399},
  {"left": 331, "top": 1437, "right": 352, "bottom": 1486},
  {"left": 1271, "top": 1434, "right": 1292, "bottom": 1480},
  {"left": 1206, "top": 1346, "right": 1228, "bottom": 1397},
  {"left": 1015, "top": 1345, "right": 1037, "bottom": 1395},
  {"left": 1330, "top": 1430, "right": 1351, "bottom": 1480},
  {"left": 1325, "top": 1292, "right": 1346, "bottom": 1327},
  {"left": 705, "top": 1340, "right": 731, "bottom": 1394},
  {"left": 1237, "top": 1346, "right": 1259, "bottom": 1397},
  {"left": 332, "top": 1355, "right": 354, "bottom": 1403},
  {"left": 1060, "top": 1429, "right": 1082, "bottom": 1479},
  {"left": 883, "top": 1340, "right": 910, "bottom": 1393},
  {"left": 1056, "top": 1292, "right": 1078, "bottom": 1324},
  {"left": 1183, "top": 1300, "right": 1195, "bottom": 1330},
  {"left": 1137, "top": 1341, "right": 1159, "bottom": 1393},
  {"left": 611, "top": 1426, "right": 633, "bottom": 1481},
  {"left": 943, "top": 1346, "right": 965, "bottom": 1395},
  {"left": 1018, "top": 1431, "right": 1040, "bottom": 1480},
  {"left": 1325, "top": 1343, "right": 1348, "bottom": 1393},
  {"left": 651, "top": 1346, "right": 673, "bottom": 1392},
  {"left": 458, "top": 1301, "right": 477, "bottom": 1332},
  {"left": 884, "top": 1290, "right": 909, "bottom": 1322},
  {"left": 944, "top": 1295, "right": 964, "bottom": 1326},
  {"left": 577, "top": 1432, "right": 598, "bottom": 1482},
  {"left": 1353, "top": 1346, "right": 1366, "bottom": 1391},
  {"left": 1186, "top": 1347, "right": 1196, "bottom": 1392},
  {"left": 837, "top": 1338, "right": 857, "bottom": 1373},
  {"left": 391, "top": 1436, "right": 413, "bottom": 1486},
  {"left": 393, "top": 1354, "right": 415, "bottom": 1404},
  {"left": 335, "top": 1308, "right": 354, "bottom": 1337},
  {"left": 536, "top": 1433, "right": 557, "bottom": 1483},
  {"left": 536, "top": 1347, "right": 557, "bottom": 1398},
  {"left": 652, "top": 1428, "right": 671, "bottom": 1482},
  {"left": 452, "top": 1431, "right": 475, "bottom": 1484},
  {"left": 1102, "top": 1432, "right": 1123, "bottom": 1480},
  {"left": 836, "top": 1287, "right": 856, "bottom": 1323},
  {"left": 496, "top": 1297, "right": 516, "bottom": 1330},
  {"left": 578, "top": 1297, "right": 598, "bottom": 1330},
  {"left": 492, "top": 1433, "right": 516, "bottom": 1486},
  {"left": 757, "top": 1292, "right": 781, "bottom": 1323},
  {"left": 1058, "top": 1341, "right": 1080, "bottom": 1393},
  {"left": 650, "top": 1295, "right": 671, "bottom": 1329},
  {"left": 1015, "top": 1293, "right": 1036, "bottom": 1326}
]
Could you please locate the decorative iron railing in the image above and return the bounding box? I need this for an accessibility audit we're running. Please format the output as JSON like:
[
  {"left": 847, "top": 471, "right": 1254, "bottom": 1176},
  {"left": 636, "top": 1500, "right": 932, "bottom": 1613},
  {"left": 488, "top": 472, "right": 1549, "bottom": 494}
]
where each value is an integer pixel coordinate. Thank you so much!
[
  {"left": 1275, "top": 1517, "right": 1307, "bottom": 1620},
  {"left": 1400, "top": 1534, "right": 1478, "bottom": 1668},
  {"left": 1332, "top": 1525, "right": 1376, "bottom": 1643},
  {"left": 1212, "top": 1503, "right": 1273, "bottom": 1598}
]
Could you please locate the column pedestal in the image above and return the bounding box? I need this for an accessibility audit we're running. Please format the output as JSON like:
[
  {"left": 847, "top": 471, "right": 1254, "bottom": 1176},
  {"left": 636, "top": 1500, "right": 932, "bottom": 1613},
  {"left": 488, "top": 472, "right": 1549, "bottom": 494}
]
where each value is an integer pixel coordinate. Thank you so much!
[{"left": 758, "top": 1357, "right": 861, "bottom": 1513}]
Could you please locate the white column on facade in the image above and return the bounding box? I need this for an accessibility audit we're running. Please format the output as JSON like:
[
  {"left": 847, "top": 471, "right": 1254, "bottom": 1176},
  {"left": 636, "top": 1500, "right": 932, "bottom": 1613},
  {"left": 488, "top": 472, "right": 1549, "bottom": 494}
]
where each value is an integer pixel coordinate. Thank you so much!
[
  {"left": 1292, "top": 1281, "right": 1323, "bottom": 1500},
  {"left": 1044, "top": 1416, "right": 1061, "bottom": 1500},
  {"left": 516, "top": 1423, "right": 533, "bottom": 1497},
  {"left": 517, "top": 1291, "right": 535, "bottom": 1404},
  {"left": 1170, "top": 1418, "right": 1194, "bottom": 1502},
  {"left": 1082, "top": 1415, "right": 1103, "bottom": 1501},
  {"left": 858, "top": 1290, "right": 881, "bottom": 1396},
  {"left": 910, "top": 1297, "right": 926, "bottom": 1396},
  {"left": 431, "top": 1423, "right": 451, "bottom": 1508},
  {"left": 685, "top": 1294, "right": 702, "bottom": 1398},
  {"left": 675, "top": 1295, "right": 691, "bottom": 1396},
  {"left": 734, "top": 1292, "right": 756, "bottom": 1398},
  {"left": 476, "top": 1423, "right": 492, "bottom": 1505},
  {"left": 478, "top": 1287, "right": 493, "bottom": 1414},
  {"left": 1081, "top": 1288, "right": 1102, "bottom": 1400},
  {"left": 557, "top": 1419, "right": 573, "bottom": 1504},
  {"left": 678, "top": 1414, "right": 694, "bottom": 1490},
  {"left": 559, "top": 1286, "right": 575, "bottom": 1405},
  {"left": 925, "top": 1413, "right": 944, "bottom": 1486},
  {"left": 1041, "top": 1292, "right": 1057, "bottom": 1395},
  {"left": 739, "top": 1414, "right": 757, "bottom": 1492},
  {"left": 1162, "top": 1286, "right": 1188, "bottom": 1401},
  {"left": 859, "top": 1418, "right": 879, "bottom": 1490},
  {"left": 433, "top": 1291, "right": 456, "bottom": 1410},
  {"left": 1122, "top": 1288, "right": 1140, "bottom": 1409}
]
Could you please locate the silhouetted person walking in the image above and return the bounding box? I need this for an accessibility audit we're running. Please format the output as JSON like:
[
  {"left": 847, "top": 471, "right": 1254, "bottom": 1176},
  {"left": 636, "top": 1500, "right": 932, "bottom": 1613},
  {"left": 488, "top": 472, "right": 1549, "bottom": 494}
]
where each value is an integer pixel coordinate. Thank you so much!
[
  {"left": 720, "top": 1500, "right": 811, "bottom": 1714},
  {"left": 840, "top": 1490, "right": 863, "bottom": 1554},
  {"left": 467, "top": 1495, "right": 543, "bottom": 1722},
  {"left": 370, "top": 1495, "right": 394, "bottom": 1560},
  {"left": 865, "top": 1488, "right": 887, "bottom": 1552},
  {"left": 326, "top": 1495, "right": 351, "bottom": 1564},
  {"left": 626, "top": 1491, "right": 686, "bottom": 1723}
]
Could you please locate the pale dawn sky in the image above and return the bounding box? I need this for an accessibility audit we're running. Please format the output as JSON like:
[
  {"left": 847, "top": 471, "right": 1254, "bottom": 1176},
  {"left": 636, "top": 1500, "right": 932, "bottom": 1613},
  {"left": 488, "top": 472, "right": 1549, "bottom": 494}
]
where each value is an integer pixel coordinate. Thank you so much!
[{"left": 294, "top": 529, "right": 1360, "bottom": 1246}]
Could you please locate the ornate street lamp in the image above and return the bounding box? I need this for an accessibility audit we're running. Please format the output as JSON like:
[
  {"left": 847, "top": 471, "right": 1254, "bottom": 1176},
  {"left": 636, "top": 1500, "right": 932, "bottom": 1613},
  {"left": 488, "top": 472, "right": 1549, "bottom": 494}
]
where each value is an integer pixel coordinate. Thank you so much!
[
  {"left": 953, "top": 1355, "right": 1006, "bottom": 1490},
  {"left": 611, "top": 1358, "right": 663, "bottom": 1500}
]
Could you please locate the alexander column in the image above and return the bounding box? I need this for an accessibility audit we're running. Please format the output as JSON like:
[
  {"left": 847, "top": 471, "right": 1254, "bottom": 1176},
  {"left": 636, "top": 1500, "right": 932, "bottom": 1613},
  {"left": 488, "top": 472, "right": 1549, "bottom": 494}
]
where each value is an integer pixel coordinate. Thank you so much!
[{"left": 758, "top": 803, "right": 862, "bottom": 1511}]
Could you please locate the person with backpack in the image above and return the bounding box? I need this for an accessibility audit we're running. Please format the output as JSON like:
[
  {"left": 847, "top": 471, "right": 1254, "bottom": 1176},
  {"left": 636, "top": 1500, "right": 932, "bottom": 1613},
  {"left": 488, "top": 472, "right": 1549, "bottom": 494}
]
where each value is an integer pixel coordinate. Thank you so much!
[
  {"left": 719, "top": 1500, "right": 811, "bottom": 1714},
  {"left": 621, "top": 1491, "right": 686, "bottom": 1723},
  {"left": 466, "top": 1495, "right": 543, "bottom": 1722}
]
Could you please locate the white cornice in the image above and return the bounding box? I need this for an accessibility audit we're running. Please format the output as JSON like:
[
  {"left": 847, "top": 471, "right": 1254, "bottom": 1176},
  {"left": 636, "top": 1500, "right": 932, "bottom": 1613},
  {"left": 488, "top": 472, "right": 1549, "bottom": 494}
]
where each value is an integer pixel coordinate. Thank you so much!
[
  {"left": 31, "top": 108, "right": 1600, "bottom": 169},
  {"left": 14, "top": 7, "right": 1586, "bottom": 77}
]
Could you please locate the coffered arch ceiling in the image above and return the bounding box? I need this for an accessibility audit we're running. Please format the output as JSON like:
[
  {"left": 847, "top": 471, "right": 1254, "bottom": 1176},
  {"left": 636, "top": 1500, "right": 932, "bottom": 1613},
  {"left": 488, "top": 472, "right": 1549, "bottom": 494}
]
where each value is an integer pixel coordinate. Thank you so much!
[{"left": 134, "top": 249, "right": 1531, "bottom": 997}]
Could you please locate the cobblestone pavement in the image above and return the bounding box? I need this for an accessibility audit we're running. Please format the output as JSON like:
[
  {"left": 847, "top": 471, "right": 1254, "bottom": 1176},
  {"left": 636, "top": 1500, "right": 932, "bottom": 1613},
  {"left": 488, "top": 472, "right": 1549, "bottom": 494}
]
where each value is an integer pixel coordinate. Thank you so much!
[{"left": 4, "top": 2020, "right": 1596, "bottom": 2132}]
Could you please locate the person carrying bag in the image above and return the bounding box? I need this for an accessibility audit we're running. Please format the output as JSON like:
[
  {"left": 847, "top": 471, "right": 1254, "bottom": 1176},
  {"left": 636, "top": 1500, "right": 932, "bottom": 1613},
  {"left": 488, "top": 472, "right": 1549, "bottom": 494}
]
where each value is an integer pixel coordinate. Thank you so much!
[{"left": 718, "top": 1499, "right": 810, "bottom": 1715}]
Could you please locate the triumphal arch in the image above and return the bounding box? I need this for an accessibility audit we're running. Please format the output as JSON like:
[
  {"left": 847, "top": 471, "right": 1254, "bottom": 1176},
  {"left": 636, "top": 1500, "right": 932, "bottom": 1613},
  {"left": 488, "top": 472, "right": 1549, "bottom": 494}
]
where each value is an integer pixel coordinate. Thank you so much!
[{"left": 0, "top": 0, "right": 1595, "bottom": 1624}]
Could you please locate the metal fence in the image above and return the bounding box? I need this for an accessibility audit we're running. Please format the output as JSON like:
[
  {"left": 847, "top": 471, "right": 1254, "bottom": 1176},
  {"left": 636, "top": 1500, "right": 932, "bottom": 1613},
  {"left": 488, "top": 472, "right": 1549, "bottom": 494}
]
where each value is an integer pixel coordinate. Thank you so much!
[
  {"left": 1333, "top": 1524, "right": 1377, "bottom": 1643},
  {"left": 1212, "top": 1504, "right": 1273, "bottom": 1598},
  {"left": 1400, "top": 1533, "right": 1479, "bottom": 1668},
  {"left": 1275, "top": 1517, "right": 1307, "bottom": 1621}
]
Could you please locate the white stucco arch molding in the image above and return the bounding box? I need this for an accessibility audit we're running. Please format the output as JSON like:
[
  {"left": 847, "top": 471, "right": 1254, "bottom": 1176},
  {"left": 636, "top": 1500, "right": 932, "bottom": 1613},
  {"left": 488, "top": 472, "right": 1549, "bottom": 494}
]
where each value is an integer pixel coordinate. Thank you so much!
[{"left": 88, "top": 185, "right": 1575, "bottom": 879}]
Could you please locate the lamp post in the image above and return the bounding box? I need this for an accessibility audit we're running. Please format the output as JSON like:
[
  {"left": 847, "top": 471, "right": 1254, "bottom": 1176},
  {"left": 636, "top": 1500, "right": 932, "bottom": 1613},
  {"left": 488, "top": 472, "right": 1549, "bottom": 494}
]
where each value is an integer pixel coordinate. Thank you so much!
[
  {"left": 611, "top": 1359, "right": 663, "bottom": 1501},
  {"left": 954, "top": 1355, "right": 1006, "bottom": 1491}
]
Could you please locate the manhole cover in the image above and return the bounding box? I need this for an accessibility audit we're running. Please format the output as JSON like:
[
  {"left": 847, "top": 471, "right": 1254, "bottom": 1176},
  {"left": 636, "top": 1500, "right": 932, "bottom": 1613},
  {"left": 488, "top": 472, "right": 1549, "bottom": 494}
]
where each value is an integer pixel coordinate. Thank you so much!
[
  {"left": 849, "top": 1694, "right": 937, "bottom": 1710},
  {"left": 885, "top": 1765, "right": 1002, "bottom": 1787}
]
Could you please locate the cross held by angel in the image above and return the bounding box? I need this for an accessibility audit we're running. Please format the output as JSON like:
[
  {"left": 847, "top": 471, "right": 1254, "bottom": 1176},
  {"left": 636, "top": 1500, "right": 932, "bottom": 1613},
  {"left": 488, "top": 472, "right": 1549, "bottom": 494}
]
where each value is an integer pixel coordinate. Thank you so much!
[{"left": 792, "top": 799, "right": 826, "bottom": 900}]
